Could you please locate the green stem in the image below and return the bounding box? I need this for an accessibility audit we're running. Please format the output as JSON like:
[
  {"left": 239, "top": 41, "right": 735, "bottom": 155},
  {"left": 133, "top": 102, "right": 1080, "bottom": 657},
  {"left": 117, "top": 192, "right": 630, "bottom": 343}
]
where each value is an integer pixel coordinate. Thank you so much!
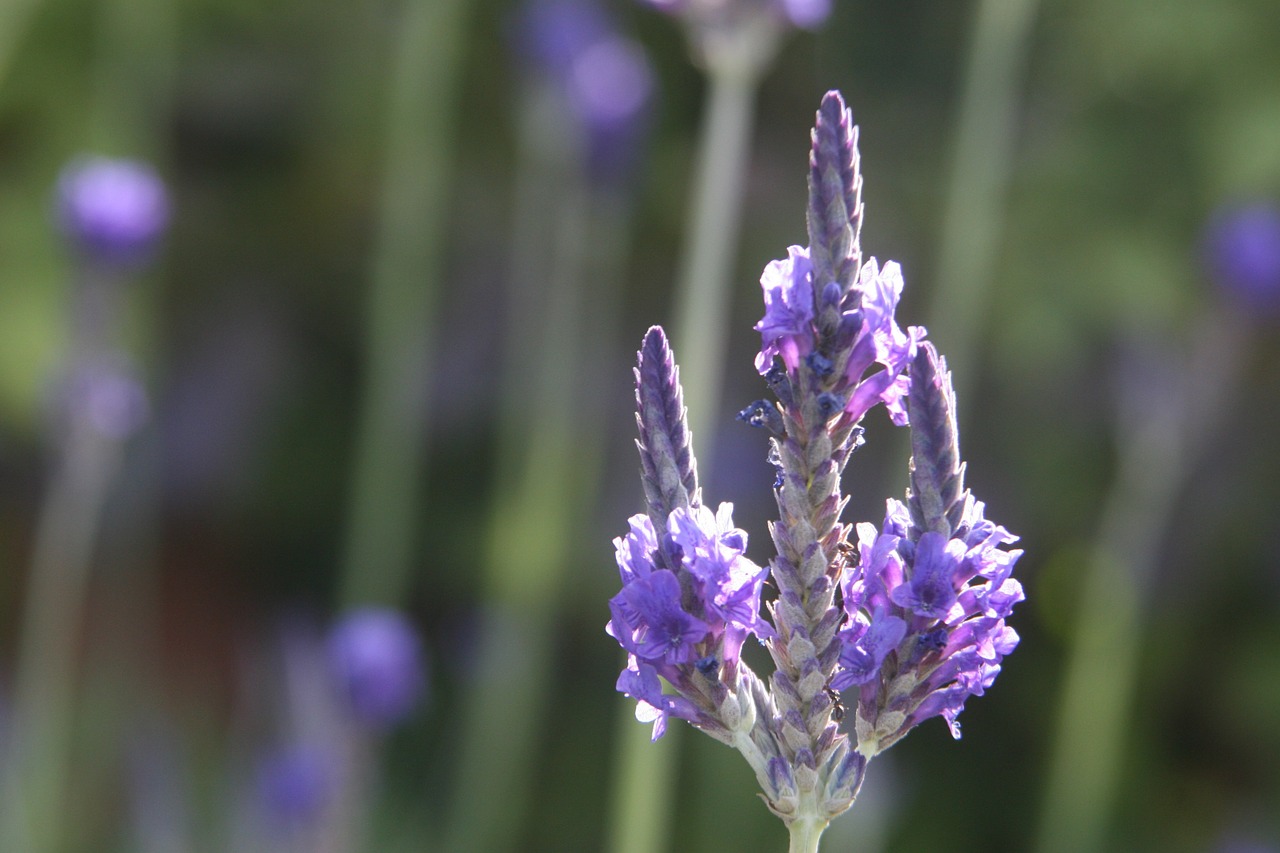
[
  {"left": 668, "top": 65, "right": 759, "bottom": 467},
  {"left": 607, "top": 720, "right": 679, "bottom": 853},
  {"left": 442, "top": 80, "right": 631, "bottom": 853},
  {"left": 1033, "top": 309, "right": 1245, "bottom": 853},
  {"left": 787, "top": 814, "right": 830, "bottom": 853},
  {"left": 338, "top": 0, "right": 469, "bottom": 608},
  {"left": 926, "top": 0, "right": 1038, "bottom": 409},
  {"left": 0, "top": 0, "right": 40, "bottom": 89}
]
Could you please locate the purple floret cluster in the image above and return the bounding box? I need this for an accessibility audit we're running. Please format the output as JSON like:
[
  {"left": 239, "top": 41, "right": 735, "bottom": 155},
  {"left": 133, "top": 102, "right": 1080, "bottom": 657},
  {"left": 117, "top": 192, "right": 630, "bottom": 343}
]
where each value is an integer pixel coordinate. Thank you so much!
[
  {"left": 836, "top": 497, "right": 1022, "bottom": 746},
  {"left": 609, "top": 503, "right": 770, "bottom": 739}
]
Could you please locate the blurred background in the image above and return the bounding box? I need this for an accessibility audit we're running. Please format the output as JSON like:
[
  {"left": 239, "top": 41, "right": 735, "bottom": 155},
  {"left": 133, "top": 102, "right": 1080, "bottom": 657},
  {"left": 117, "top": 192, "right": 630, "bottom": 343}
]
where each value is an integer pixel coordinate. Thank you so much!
[{"left": 2, "top": 0, "right": 1279, "bottom": 851}]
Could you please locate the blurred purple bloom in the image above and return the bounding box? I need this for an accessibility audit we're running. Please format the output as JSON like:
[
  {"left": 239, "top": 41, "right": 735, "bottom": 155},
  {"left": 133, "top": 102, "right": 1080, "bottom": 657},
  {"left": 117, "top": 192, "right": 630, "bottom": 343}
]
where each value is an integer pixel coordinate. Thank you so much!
[
  {"left": 1202, "top": 201, "right": 1280, "bottom": 314},
  {"left": 65, "top": 358, "right": 149, "bottom": 439},
  {"left": 777, "top": 0, "right": 831, "bottom": 28},
  {"left": 328, "top": 608, "right": 427, "bottom": 728},
  {"left": 255, "top": 744, "right": 331, "bottom": 827},
  {"left": 636, "top": 0, "right": 830, "bottom": 31},
  {"left": 55, "top": 156, "right": 169, "bottom": 265},
  {"left": 515, "top": 0, "right": 654, "bottom": 183}
]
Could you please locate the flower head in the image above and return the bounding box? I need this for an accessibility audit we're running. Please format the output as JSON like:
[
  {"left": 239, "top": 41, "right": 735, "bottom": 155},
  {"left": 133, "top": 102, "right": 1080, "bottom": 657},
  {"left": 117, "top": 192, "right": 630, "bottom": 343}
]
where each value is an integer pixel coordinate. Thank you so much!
[
  {"left": 608, "top": 504, "right": 769, "bottom": 672},
  {"left": 327, "top": 608, "right": 427, "bottom": 728},
  {"left": 1202, "top": 200, "right": 1280, "bottom": 315},
  {"left": 55, "top": 156, "right": 169, "bottom": 266},
  {"left": 839, "top": 496, "right": 1022, "bottom": 748},
  {"left": 255, "top": 744, "right": 331, "bottom": 828},
  {"left": 637, "top": 0, "right": 830, "bottom": 30},
  {"left": 515, "top": 0, "right": 654, "bottom": 184}
]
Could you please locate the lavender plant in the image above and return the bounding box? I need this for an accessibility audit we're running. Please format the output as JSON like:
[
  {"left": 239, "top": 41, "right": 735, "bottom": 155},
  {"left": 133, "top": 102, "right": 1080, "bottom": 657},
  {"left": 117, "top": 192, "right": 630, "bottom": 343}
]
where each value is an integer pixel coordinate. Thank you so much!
[{"left": 606, "top": 91, "right": 1024, "bottom": 852}]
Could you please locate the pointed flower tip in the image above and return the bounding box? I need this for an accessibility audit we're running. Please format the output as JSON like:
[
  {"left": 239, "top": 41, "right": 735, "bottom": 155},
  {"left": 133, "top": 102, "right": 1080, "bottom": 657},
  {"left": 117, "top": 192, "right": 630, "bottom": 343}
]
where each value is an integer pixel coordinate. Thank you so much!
[
  {"left": 640, "top": 325, "right": 671, "bottom": 362},
  {"left": 819, "top": 89, "right": 846, "bottom": 116}
]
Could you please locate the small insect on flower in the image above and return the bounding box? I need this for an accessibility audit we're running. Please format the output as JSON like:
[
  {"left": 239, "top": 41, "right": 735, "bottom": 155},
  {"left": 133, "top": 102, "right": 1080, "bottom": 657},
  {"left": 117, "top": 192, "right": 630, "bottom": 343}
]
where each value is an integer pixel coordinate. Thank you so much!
[
  {"left": 830, "top": 539, "right": 857, "bottom": 585},
  {"left": 825, "top": 684, "right": 846, "bottom": 723}
]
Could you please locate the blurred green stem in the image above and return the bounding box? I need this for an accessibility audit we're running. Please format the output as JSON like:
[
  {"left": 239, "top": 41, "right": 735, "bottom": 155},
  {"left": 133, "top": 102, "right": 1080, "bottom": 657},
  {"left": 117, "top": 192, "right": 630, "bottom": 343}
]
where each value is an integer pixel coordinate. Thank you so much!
[
  {"left": 927, "top": 0, "right": 1038, "bottom": 409},
  {"left": 4, "top": 271, "right": 128, "bottom": 853},
  {"left": 668, "top": 64, "right": 760, "bottom": 466},
  {"left": 442, "top": 80, "right": 629, "bottom": 852},
  {"left": 1034, "top": 309, "right": 1245, "bottom": 853},
  {"left": 0, "top": 0, "right": 39, "bottom": 88},
  {"left": 339, "top": 0, "right": 469, "bottom": 608},
  {"left": 607, "top": 719, "right": 678, "bottom": 853}
]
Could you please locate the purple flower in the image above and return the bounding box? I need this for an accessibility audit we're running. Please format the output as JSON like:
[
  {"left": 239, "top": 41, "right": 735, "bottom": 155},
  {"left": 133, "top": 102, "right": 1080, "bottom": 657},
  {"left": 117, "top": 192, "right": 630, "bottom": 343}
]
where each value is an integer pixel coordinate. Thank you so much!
[
  {"left": 668, "top": 503, "right": 766, "bottom": 627},
  {"left": 637, "top": 0, "right": 831, "bottom": 30},
  {"left": 667, "top": 502, "right": 772, "bottom": 665},
  {"left": 616, "top": 657, "right": 700, "bottom": 740},
  {"left": 515, "top": 0, "right": 654, "bottom": 184},
  {"left": 327, "top": 608, "right": 427, "bottom": 728},
  {"left": 55, "top": 156, "right": 169, "bottom": 266},
  {"left": 889, "top": 531, "right": 963, "bottom": 619},
  {"left": 837, "top": 497, "right": 1023, "bottom": 745},
  {"left": 255, "top": 744, "right": 331, "bottom": 827},
  {"left": 1202, "top": 201, "right": 1280, "bottom": 314},
  {"left": 614, "top": 513, "right": 661, "bottom": 585},
  {"left": 841, "top": 259, "right": 924, "bottom": 425},
  {"left": 63, "top": 357, "right": 149, "bottom": 439},
  {"left": 831, "top": 606, "right": 906, "bottom": 689},
  {"left": 754, "top": 245, "right": 816, "bottom": 373},
  {"left": 609, "top": 569, "right": 709, "bottom": 665}
]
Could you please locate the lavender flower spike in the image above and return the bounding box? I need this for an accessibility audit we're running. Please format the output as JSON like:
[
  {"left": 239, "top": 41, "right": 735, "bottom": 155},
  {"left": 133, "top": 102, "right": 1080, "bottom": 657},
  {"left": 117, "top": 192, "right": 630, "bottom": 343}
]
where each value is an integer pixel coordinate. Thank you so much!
[
  {"left": 634, "top": 326, "right": 701, "bottom": 533},
  {"left": 906, "top": 342, "right": 966, "bottom": 538},
  {"left": 608, "top": 92, "right": 1021, "bottom": 852},
  {"left": 836, "top": 343, "right": 1023, "bottom": 754},
  {"left": 806, "top": 91, "right": 863, "bottom": 302}
]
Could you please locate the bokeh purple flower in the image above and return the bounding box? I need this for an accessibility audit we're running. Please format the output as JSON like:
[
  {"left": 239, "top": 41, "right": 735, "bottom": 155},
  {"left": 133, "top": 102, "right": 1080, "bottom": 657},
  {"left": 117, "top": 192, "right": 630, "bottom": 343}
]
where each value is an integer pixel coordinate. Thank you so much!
[
  {"left": 1202, "top": 200, "right": 1280, "bottom": 315},
  {"left": 327, "top": 608, "right": 427, "bottom": 728},
  {"left": 637, "top": 0, "right": 831, "bottom": 31},
  {"left": 514, "top": 0, "right": 654, "bottom": 183},
  {"left": 254, "top": 743, "right": 332, "bottom": 828},
  {"left": 54, "top": 156, "right": 170, "bottom": 266}
]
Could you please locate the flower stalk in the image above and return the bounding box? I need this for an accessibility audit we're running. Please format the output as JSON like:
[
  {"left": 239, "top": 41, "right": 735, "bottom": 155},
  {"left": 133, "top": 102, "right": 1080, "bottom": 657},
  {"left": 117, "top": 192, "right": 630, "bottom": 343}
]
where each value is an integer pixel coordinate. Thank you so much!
[{"left": 606, "top": 90, "right": 1025, "bottom": 850}]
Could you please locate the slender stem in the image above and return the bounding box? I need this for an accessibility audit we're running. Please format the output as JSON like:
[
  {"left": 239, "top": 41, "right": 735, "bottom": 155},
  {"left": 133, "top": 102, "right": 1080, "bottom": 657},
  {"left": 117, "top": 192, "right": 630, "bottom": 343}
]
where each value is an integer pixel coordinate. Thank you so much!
[
  {"left": 1034, "top": 308, "right": 1246, "bottom": 853},
  {"left": 607, "top": 712, "right": 679, "bottom": 853},
  {"left": 3, "top": 265, "right": 132, "bottom": 852},
  {"left": 668, "top": 65, "right": 759, "bottom": 469},
  {"left": 926, "top": 0, "right": 1038, "bottom": 411},
  {"left": 787, "top": 813, "right": 830, "bottom": 853},
  {"left": 442, "top": 79, "right": 627, "bottom": 853},
  {"left": 0, "top": 0, "right": 41, "bottom": 89},
  {"left": 338, "top": 0, "right": 469, "bottom": 608}
]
